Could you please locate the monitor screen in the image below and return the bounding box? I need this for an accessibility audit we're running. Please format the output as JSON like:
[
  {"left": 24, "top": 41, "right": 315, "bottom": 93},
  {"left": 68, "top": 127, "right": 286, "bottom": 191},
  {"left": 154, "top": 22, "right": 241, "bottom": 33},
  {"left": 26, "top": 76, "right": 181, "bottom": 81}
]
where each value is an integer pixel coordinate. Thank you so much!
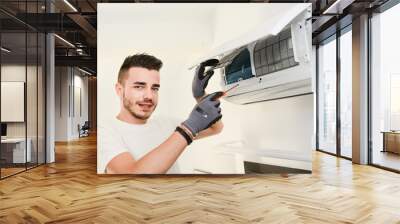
[{"left": 1, "top": 123, "right": 7, "bottom": 137}]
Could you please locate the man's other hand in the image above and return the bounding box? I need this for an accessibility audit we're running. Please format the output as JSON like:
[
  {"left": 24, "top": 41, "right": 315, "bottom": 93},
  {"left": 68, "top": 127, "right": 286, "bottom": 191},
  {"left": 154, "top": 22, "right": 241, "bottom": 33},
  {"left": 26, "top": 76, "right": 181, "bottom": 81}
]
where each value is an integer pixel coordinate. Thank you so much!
[{"left": 192, "top": 59, "right": 219, "bottom": 99}]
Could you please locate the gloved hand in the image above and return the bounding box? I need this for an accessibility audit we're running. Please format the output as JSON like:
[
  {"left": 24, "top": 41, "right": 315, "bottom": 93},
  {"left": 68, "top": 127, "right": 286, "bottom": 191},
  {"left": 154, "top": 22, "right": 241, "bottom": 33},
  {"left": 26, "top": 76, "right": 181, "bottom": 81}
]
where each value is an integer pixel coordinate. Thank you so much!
[
  {"left": 192, "top": 59, "right": 219, "bottom": 99},
  {"left": 182, "top": 91, "right": 223, "bottom": 136}
]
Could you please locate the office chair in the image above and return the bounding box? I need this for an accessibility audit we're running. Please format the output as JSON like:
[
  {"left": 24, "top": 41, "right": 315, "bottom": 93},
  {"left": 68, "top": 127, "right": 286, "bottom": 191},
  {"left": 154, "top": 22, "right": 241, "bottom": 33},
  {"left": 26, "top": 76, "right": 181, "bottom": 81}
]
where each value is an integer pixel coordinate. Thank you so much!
[{"left": 79, "top": 121, "right": 90, "bottom": 138}]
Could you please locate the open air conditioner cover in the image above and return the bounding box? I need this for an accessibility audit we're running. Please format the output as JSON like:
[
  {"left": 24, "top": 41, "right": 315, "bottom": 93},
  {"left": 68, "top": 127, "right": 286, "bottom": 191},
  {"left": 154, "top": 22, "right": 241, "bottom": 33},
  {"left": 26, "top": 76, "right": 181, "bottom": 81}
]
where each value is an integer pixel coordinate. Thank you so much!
[
  {"left": 193, "top": 4, "right": 311, "bottom": 66},
  {"left": 191, "top": 4, "right": 312, "bottom": 104}
]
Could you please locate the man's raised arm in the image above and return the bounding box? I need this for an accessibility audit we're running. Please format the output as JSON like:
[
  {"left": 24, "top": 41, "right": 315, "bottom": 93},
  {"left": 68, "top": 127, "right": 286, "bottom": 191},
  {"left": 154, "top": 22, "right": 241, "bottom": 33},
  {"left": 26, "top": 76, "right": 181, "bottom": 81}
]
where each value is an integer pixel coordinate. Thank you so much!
[{"left": 106, "top": 92, "right": 223, "bottom": 174}]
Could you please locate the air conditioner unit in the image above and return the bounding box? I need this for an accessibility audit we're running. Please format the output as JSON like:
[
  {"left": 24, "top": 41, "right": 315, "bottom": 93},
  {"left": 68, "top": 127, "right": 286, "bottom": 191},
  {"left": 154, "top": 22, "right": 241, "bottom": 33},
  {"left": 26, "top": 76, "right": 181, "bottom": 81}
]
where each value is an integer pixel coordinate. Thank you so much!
[{"left": 193, "top": 4, "right": 312, "bottom": 104}]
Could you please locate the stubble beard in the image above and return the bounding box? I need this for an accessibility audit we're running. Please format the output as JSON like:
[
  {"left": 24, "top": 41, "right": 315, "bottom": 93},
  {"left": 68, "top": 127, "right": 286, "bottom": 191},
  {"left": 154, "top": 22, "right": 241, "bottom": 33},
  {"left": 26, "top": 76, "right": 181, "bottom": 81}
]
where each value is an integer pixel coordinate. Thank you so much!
[{"left": 122, "top": 91, "right": 156, "bottom": 120}]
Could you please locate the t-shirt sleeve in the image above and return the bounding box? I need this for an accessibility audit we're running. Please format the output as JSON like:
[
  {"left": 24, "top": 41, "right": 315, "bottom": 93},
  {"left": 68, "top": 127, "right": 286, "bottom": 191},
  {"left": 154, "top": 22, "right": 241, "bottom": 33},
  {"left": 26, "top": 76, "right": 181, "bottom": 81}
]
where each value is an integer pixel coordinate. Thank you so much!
[{"left": 97, "top": 124, "right": 129, "bottom": 174}]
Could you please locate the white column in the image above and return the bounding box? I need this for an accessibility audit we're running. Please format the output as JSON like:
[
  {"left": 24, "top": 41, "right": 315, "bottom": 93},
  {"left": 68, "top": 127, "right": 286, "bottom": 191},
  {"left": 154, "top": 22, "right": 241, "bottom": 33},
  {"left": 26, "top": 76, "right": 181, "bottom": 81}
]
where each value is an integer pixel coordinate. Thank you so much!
[
  {"left": 46, "top": 33, "right": 55, "bottom": 163},
  {"left": 46, "top": 1, "right": 56, "bottom": 163},
  {"left": 352, "top": 14, "right": 369, "bottom": 164}
]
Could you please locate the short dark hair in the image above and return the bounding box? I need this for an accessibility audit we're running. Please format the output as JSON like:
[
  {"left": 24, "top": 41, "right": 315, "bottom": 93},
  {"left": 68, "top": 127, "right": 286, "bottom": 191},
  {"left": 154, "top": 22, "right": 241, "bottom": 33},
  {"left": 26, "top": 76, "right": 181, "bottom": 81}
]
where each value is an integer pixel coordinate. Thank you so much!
[{"left": 118, "top": 53, "right": 163, "bottom": 84}]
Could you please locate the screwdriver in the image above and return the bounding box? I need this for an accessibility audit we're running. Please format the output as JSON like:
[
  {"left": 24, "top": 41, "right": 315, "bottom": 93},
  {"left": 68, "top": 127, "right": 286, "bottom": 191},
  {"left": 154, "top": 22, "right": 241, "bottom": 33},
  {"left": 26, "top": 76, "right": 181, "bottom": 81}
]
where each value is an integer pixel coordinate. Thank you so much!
[{"left": 211, "top": 83, "right": 240, "bottom": 101}]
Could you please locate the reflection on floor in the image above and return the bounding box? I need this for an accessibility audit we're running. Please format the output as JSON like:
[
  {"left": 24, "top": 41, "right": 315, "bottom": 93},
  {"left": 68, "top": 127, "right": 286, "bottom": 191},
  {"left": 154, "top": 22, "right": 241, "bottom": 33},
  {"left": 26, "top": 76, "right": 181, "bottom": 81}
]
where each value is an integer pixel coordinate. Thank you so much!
[
  {"left": 0, "top": 162, "right": 42, "bottom": 178},
  {"left": 0, "top": 167, "right": 25, "bottom": 177},
  {"left": 373, "top": 150, "right": 400, "bottom": 171}
]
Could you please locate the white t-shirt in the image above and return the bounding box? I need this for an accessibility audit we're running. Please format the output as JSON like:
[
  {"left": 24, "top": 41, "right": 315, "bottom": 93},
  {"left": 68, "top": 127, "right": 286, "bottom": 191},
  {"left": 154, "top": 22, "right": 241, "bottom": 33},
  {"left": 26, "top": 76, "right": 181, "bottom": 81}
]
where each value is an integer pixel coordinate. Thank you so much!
[{"left": 97, "top": 115, "right": 181, "bottom": 174}]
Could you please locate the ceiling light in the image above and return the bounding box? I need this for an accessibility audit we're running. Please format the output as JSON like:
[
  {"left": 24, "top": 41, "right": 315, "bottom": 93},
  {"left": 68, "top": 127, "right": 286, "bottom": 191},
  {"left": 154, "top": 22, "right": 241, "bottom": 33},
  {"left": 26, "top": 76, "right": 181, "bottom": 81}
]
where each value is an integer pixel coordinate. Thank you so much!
[
  {"left": 78, "top": 67, "right": 92, "bottom": 76},
  {"left": 1, "top": 47, "right": 11, "bottom": 53},
  {"left": 323, "top": 0, "right": 354, "bottom": 15},
  {"left": 63, "top": 0, "right": 78, "bottom": 12},
  {"left": 76, "top": 48, "right": 85, "bottom": 55},
  {"left": 54, "top": 34, "right": 75, "bottom": 48}
]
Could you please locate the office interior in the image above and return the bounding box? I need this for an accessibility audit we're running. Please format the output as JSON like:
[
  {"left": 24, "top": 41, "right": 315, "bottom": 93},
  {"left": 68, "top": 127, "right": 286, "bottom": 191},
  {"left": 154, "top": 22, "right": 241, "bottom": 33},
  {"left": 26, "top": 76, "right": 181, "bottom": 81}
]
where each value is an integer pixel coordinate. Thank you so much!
[
  {"left": 0, "top": 0, "right": 399, "bottom": 176},
  {"left": 0, "top": 0, "right": 97, "bottom": 179},
  {"left": 0, "top": 0, "right": 399, "bottom": 222}
]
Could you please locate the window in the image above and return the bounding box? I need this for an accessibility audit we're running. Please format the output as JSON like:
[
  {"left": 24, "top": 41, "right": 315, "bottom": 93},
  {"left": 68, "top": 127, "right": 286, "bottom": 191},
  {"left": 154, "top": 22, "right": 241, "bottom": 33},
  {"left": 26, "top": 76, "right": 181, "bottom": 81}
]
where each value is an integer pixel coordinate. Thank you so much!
[
  {"left": 370, "top": 2, "right": 400, "bottom": 171},
  {"left": 316, "top": 27, "right": 353, "bottom": 159},
  {"left": 317, "top": 36, "right": 337, "bottom": 155},
  {"left": 254, "top": 29, "right": 298, "bottom": 77},
  {"left": 225, "top": 48, "right": 253, "bottom": 84},
  {"left": 340, "top": 28, "right": 352, "bottom": 158},
  {"left": 390, "top": 74, "right": 400, "bottom": 130}
]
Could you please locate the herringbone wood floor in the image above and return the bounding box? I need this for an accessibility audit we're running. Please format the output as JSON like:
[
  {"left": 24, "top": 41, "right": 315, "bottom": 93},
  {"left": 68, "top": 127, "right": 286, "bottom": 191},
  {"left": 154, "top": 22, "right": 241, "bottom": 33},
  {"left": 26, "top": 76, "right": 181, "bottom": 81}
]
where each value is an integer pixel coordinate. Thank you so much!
[{"left": 1, "top": 134, "right": 400, "bottom": 224}]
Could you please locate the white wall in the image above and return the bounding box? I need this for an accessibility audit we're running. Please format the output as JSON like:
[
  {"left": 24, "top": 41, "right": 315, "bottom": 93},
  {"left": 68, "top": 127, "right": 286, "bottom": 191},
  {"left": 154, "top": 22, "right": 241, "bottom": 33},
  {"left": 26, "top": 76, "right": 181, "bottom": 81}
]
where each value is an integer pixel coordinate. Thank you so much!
[
  {"left": 55, "top": 67, "right": 69, "bottom": 141},
  {"left": 98, "top": 3, "right": 313, "bottom": 173},
  {"left": 55, "top": 67, "right": 89, "bottom": 141},
  {"left": 212, "top": 3, "right": 296, "bottom": 48},
  {"left": 71, "top": 73, "right": 89, "bottom": 138}
]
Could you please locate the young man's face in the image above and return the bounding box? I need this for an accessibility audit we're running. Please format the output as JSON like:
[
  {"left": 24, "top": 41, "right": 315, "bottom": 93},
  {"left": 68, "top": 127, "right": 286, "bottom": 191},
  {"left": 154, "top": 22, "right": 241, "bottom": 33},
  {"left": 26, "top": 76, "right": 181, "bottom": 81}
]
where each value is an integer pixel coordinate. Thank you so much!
[{"left": 116, "top": 67, "right": 160, "bottom": 121}]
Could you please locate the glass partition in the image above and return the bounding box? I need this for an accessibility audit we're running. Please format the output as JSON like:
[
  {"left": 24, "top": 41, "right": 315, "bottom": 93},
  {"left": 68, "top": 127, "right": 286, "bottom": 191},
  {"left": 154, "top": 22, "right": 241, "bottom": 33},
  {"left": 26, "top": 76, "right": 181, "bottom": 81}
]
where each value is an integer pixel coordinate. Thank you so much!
[
  {"left": 27, "top": 31, "right": 38, "bottom": 169},
  {"left": 38, "top": 32, "right": 45, "bottom": 165},
  {"left": 0, "top": 1, "right": 46, "bottom": 179},
  {"left": 26, "top": 0, "right": 41, "bottom": 169},
  {"left": 1, "top": 31, "right": 28, "bottom": 177}
]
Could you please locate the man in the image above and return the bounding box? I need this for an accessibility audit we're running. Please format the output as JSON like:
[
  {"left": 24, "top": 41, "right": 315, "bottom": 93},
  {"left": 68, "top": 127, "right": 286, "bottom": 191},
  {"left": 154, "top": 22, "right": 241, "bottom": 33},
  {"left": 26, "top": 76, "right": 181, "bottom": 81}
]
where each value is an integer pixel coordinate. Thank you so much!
[{"left": 98, "top": 53, "right": 223, "bottom": 174}]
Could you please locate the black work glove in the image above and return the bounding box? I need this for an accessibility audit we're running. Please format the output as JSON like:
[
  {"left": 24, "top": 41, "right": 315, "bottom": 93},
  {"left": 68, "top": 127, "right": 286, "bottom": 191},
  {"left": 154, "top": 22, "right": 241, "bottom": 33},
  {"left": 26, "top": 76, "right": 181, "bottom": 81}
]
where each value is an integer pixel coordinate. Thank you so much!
[
  {"left": 182, "top": 92, "right": 223, "bottom": 136},
  {"left": 192, "top": 59, "right": 219, "bottom": 99}
]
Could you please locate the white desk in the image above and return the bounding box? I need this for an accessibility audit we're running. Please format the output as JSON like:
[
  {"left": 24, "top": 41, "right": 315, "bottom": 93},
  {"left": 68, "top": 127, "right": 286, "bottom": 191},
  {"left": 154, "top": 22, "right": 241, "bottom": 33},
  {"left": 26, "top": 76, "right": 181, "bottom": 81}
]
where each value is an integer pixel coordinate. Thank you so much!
[{"left": 1, "top": 138, "right": 31, "bottom": 163}]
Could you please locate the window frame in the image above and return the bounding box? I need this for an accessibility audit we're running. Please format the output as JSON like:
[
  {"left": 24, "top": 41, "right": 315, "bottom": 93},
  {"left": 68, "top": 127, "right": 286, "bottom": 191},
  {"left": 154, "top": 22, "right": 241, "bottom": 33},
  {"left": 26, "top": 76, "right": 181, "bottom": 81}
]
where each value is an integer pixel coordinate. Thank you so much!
[{"left": 315, "top": 24, "right": 353, "bottom": 161}]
